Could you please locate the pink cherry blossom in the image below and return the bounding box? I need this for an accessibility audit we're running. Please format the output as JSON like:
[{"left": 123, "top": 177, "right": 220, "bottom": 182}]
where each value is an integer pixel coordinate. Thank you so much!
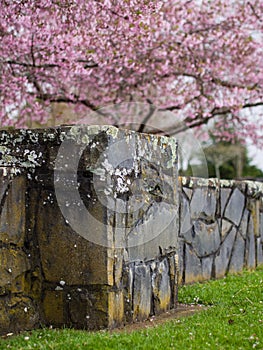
[{"left": 0, "top": 0, "right": 262, "bottom": 143}]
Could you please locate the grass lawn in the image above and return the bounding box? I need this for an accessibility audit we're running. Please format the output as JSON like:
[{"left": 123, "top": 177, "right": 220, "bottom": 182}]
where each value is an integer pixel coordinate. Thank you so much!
[{"left": 1, "top": 266, "right": 262, "bottom": 350}]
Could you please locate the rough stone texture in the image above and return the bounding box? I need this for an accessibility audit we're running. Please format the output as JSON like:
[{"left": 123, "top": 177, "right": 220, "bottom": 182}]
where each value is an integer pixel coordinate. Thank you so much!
[
  {"left": 224, "top": 188, "right": 245, "bottom": 226},
  {"left": 192, "top": 220, "right": 220, "bottom": 257},
  {"left": 228, "top": 232, "right": 245, "bottom": 274},
  {"left": 151, "top": 258, "right": 171, "bottom": 314},
  {"left": 184, "top": 244, "right": 202, "bottom": 284},
  {"left": 0, "top": 125, "right": 179, "bottom": 335},
  {"left": 190, "top": 187, "right": 217, "bottom": 221},
  {"left": 179, "top": 177, "right": 263, "bottom": 284},
  {"left": 215, "top": 228, "right": 236, "bottom": 278},
  {"left": 246, "top": 216, "right": 256, "bottom": 269},
  {"left": 201, "top": 256, "right": 213, "bottom": 280},
  {"left": 132, "top": 264, "right": 152, "bottom": 321},
  {"left": 0, "top": 125, "right": 263, "bottom": 335}
]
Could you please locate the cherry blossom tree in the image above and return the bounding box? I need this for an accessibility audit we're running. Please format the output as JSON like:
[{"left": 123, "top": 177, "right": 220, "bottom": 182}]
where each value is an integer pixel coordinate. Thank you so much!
[{"left": 0, "top": 0, "right": 262, "bottom": 143}]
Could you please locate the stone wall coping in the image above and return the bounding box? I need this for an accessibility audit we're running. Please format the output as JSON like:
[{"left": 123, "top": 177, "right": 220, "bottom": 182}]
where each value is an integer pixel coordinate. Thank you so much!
[{"left": 180, "top": 176, "right": 263, "bottom": 198}]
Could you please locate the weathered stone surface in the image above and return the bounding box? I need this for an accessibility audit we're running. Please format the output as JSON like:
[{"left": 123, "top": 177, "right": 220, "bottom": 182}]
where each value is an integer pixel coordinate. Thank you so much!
[
  {"left": 1, "top": 124, "right": 263, "bottom": 335},
  {"left": 180, "top": 193, "right": 192, "bottom": 238},
  {"left": 192, "top": 221, "right": 220, "bottom": 257},
  {"left": 249, "top": 200, "right": 261, "bottom": 237},
  {"left": 261, "top": 213, "right": 263, "bottom": 242},
  {"left": 224, "top": 188, "right": 245, "bottom": 226},
  {"left": 168, "top": 254, "right": 178, "bottom": 308},
  {"left": 178, "top": 241, "right": 185, "bottom": 285},
  {"left": 184, "top": 244, "right": 202, "bottom": 284},
  {"left": 190, "top": 187, "right": 217, "bottom": 221},
  {"left": 133, "top": 264, "right": 152, "bottom": 321},
  {"left": 42, "top": 291, "right": 65, "bottom": 326},
  {"left": 238, "top": 209, "right": 249, "bottom": 239},
  {"left": 151, "top": 258, "right": 171, "bottom": 314},
  {"left": 183, "top": 187, "right": 193, "bottom": 200},
  {"left": 0, "top": 248, "right": 30, "bottom": 290},
  {"left": 108, "top": 290, "right": 124, "bottom": 328},
  {"left": 220, "top": 188, "right": 232, "bottom": 216},
  {"left": 221, "top": 219, "right": 233, "bottom": 239},
  {"left": 67, "top": 287, "right": 109, "bottom": 330},
  {"left": 0, "top": 176, "right": 26, "bottom": 246},
  {"left": 246, "top": 216, "right": 256, "bottom": 269},
  {"left": 228, "top": 232, "right": 245, "bottom": 274},
  {"left": 215, "top": 228, "right": 236, "bottom": 278},
  {"left": 257, "top": 238, "right": 263, "bottom": 265},
  {"left": 35, "top": 189, "right": 109, "bottom": 286},
  {"left": 201, "top": 256, "right": 213, "bottom": 280},
  {"left": 0, "top": 297, "right": 39, "bottom": 334}
]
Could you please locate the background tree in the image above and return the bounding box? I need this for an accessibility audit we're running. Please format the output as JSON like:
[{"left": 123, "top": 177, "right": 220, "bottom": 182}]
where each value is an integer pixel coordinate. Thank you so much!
[{"left": 0, "top": 0, "right": 262, "bottom": 145}]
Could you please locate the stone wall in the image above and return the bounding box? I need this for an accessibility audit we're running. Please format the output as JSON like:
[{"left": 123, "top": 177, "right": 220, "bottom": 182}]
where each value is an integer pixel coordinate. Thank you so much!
[
  {"left": 0, "top": 125, "right": 179, "bottom": 335},
  {"left": 0, "top": 125, "right": 262, "bottom": 335},
  {"left": 179, "top": 177, "right": 263, "bottom": 284}
]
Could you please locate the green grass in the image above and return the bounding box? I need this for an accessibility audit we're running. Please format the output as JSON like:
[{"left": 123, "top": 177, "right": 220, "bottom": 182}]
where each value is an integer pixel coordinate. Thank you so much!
[{"left": 1, "top": 266, "right": 263, "bottom": 350}]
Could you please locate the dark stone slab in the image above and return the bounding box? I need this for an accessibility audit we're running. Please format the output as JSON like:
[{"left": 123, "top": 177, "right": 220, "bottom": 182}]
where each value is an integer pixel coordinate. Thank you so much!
[
  {"left": 179, "top": 194, "right": 192, "bottom": 239},
  {"left": 224, "top": 188, "right": 245, "bottom": 226},
  {"left": 220, "top": 188, "right": 232, "bottom": 217},
  {"left": 201, "top": 256, "right": 213, "bottom": 280},
  {"left": 246, "top": 216, "right": 256, "bottom": 269},
  {"left": 257, "top": 238, "right": 263, "bottom": 265},
  {"left": 229, "top": 232, "right": 245, "bottom": 274},
  {"left": 133, "top": 264, "right": 152, "bottom": 321},
  {"left": 238, "top": 209, "right": 249, "bottom": 239},
  {"left": 215, "top": 227, "right": 236, "bottom": 278},
  {"left": 192, "top": 221, "right": 221, "bottom": 257},
  {"left": 184, "top": 244, "right": 202, "bottom": 284},
  {"left": 190, "top": 187, "right": 217, "bottom": 221},
  {"left": 151, "top": 258, "right": 171, "bottom": 314}
]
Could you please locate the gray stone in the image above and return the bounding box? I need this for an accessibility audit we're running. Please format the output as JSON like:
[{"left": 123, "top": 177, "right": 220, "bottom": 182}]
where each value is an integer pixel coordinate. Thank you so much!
[
  {"left": 257, "top": 238, "right": 263, "bottom": 265},
  {"left": 152, "top": 258, "right": 171, "bottom": 314},
  {"left": 201, "top": 256, "right": 213, "bottom": 280},
  {"left": 184, "top": 244, "right": 202, "bottom": 284},
  {"left": 260, "top": 213, "right": 263, "bottom": 243},
  {"left": 246, "top": 216, "right": 256, "bottom": 269},
  {"left": 133, "top": 264, "right": 152, "bottom": 321},
  {"left": 190, "top": 187, "right": 217, "bottom": 221},
  {"left": 179, "top": 194, "right": 192, "bottom": 239},
  {"left": 229, "top": 232, "right": 245, "bottom": 274},
  {"left": 221, "top": 219, "right": 232, "bottom": 239},
  {"left": 215, "top": 227, "right": 236, "bottom": 278},
  {"left": 260, "top": 213, "right": 263, "bottom": 242},
  {"left": 178, "top": 241, "right": 185, "bottom": 284},
  {"left": 220, "top": 188, "right": 231, "bottom": 216},
  {"left": 238, "top": 209, "right": 249, "bottom": 239},
  {"left": 224, "top": 188, "right": 245, "bottom": 226},
  {"left": 183, "top": 187, "right": 193, "bottom": 200},
  {"left": 168, "top": 255, "right": 178, "bottom": 307},
  {"left": 192, "top": 221, "right": 221, "bottom": 257}
]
